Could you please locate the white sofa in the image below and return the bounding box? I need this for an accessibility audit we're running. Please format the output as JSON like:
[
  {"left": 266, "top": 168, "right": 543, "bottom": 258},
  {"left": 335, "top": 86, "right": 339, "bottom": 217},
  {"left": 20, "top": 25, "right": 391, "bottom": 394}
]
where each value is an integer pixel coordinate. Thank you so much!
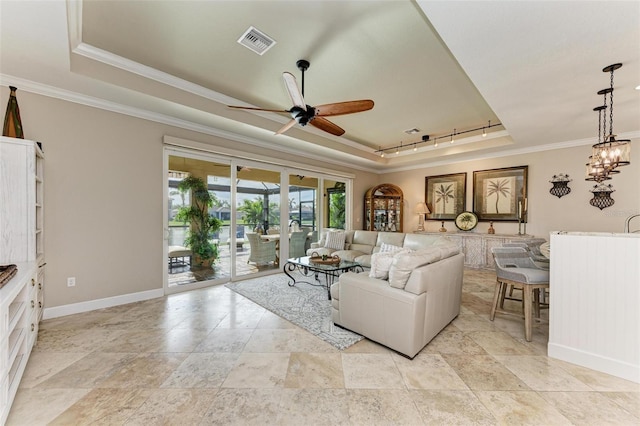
[
  {"left": 308, "top": 229, "right": 455, "bottom": 267},
  {"left": 322, "top": 230, "right": 464, "bottom": 358}
]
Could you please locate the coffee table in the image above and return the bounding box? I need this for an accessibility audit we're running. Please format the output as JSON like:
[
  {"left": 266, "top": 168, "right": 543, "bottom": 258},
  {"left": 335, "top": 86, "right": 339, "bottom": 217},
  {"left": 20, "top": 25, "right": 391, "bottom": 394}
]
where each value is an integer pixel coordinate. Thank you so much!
[{"left": 283, "top": 256, "right": 363, "bottom": 299}]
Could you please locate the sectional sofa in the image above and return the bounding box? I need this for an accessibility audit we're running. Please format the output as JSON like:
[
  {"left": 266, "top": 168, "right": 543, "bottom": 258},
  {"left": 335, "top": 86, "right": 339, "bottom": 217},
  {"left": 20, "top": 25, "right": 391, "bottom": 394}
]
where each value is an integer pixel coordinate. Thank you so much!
[{"left": 308, "top": 229, "right": 465, "bottom": 358}]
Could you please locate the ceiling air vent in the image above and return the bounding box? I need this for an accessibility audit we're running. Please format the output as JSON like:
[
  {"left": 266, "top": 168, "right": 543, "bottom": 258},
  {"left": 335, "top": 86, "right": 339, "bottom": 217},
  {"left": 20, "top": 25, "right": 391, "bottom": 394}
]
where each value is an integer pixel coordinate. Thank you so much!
[{"left": 237, "top": 26, "right": 276, "bottom": 56}]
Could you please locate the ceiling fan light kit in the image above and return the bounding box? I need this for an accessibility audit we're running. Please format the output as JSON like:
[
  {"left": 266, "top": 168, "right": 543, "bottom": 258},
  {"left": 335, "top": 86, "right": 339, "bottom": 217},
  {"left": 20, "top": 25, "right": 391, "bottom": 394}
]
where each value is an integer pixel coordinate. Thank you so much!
[{"left": 228, "top": 59, "right": 374, "bottom": 137}]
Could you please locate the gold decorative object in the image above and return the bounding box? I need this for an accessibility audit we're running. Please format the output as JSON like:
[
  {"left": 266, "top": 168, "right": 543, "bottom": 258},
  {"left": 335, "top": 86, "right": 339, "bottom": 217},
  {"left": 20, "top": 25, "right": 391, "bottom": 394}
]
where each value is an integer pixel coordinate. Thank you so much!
[
  {"left": 3, "top": 86, "right": 24, "bottom": 139},
  {"left": 488, "top": 221, "right": 495, "bottom": 234},
  {"left": 439, "top": 221, "right": 447, "bottom": 232},
  {"left": 309, "top": 252, "right": 341, "bottom": 265},
  {"left": 0, "top": 264, "right": 18, "bottom": 289},
  {"left": 455, "top": 211, "right": 478, "bottom": 231}
]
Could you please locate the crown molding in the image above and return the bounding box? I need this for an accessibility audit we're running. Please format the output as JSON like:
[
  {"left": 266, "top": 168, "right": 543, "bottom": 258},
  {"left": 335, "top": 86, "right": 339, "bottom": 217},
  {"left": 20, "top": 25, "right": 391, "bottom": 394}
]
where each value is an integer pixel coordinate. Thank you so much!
[
  {"left": 2, "top": 74, "right": 637, "bottom": 176},
  {"left": 0, "top": 75, "right": 382, "bottom": 173}
]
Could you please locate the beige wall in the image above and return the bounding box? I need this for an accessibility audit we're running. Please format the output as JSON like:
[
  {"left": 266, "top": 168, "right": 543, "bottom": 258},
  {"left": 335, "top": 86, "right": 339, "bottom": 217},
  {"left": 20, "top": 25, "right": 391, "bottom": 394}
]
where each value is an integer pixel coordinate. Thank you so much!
[
  {"left": 380, "top": 144, "right": 640, "bottom": 237},
  {"left": 10, "top": 90, "right": 639, "bottom": 309},
  {"left": 14, "top": 91, "right": 378, "bottom": 308}
]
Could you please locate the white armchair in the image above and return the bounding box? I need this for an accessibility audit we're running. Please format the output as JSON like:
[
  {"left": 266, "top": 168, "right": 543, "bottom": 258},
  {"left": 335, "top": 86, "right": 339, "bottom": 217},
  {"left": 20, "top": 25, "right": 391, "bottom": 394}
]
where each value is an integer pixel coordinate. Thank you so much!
[{"left": 246, "top": 232, "right": 277, "bottom": 266}]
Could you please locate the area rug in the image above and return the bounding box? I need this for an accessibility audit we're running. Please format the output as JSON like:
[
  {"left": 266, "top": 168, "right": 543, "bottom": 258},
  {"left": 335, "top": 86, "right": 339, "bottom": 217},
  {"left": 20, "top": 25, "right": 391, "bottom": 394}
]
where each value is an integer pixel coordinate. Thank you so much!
[{"left": 225, "top": 272, "right": 363, "bottom": 350}]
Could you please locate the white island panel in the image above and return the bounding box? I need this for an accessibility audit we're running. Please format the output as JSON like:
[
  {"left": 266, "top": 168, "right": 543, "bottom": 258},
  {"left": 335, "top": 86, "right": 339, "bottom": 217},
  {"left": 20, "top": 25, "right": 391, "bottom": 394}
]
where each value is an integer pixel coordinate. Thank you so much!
[{"left": 549, "top": 231, "right": 640, "bottom": 383}]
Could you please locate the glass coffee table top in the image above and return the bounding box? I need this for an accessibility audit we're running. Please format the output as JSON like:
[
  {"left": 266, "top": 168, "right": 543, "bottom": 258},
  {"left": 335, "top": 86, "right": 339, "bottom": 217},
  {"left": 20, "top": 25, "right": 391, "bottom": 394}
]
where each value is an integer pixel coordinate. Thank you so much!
[{"left": 283, "top": 256, "right": 363, "bottom": 299}]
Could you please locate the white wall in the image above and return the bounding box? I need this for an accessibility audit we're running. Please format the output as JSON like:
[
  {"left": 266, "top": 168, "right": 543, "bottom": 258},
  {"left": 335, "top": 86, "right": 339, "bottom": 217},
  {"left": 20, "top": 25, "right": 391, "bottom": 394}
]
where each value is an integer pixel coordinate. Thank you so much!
[{"left": 380, "top": 143, "right": 640, "bottom": 238}]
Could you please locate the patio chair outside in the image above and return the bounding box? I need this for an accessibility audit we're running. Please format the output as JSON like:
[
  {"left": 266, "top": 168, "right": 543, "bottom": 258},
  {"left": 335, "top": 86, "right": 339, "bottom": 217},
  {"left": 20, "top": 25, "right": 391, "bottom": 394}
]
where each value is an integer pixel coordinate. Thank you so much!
[
  {"left": 246, "top": 232, "right": 277, "bottom": 265},
  {"left": 289, "top": 230, "right": 307, "bottom": 258}
]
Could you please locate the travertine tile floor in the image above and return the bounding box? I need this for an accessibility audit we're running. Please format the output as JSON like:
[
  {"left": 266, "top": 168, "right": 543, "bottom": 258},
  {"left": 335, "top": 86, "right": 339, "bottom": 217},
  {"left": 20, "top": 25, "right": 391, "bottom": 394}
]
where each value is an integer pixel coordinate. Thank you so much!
[{"left": 8, "top": 269, "right": 639, "bottom": 425}]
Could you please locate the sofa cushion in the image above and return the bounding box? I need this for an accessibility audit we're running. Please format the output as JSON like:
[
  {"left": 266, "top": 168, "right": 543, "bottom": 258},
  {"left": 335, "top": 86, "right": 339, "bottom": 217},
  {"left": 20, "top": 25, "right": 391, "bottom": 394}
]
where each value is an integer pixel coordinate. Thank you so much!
[
  {"left": 325, "top": 231, "right": 346, "bottom": 250},
  {"left": 380, "top": 242, "right": 403, "bottom": 253},
  {"left": 333, "top": 249, "right": 365, "bottom": 262},
  {"left": 376, "top": 232, "right": 406, "bottom": 249},
  {"left": 349, "top": 243, "right": 375, "bottom": 254},
  {"left": 354, "top": 253, "right": 372, "bottom": 268},
  {"left": 352, "top": 230, "right": 378, "bottom": 247},
  {"left": 388, "top": 247, "right": 442, "bottom": 289},
  {"left": 402, "top": 234, "right": 445, "bottom": 251},
  {"left": 436, "top": 243, "right": 460, "bottom": 260}
]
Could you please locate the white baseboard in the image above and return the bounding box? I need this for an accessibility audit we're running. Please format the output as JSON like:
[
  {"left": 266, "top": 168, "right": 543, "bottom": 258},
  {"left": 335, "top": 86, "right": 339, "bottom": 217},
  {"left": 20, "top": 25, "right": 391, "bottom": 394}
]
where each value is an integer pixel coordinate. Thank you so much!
[
  {"left": 42, "top": 288, "right": 164, "bottom": 320},
  {"left": 548, "top": 342, "right": 640, "bottom": 384}
]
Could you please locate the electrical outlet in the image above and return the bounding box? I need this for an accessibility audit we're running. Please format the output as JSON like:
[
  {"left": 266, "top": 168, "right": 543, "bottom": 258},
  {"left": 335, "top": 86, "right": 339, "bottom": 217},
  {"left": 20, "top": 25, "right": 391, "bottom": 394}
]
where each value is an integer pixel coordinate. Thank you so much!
[{"left": 67, "top": 277, "right": 76, "bottom": 287}]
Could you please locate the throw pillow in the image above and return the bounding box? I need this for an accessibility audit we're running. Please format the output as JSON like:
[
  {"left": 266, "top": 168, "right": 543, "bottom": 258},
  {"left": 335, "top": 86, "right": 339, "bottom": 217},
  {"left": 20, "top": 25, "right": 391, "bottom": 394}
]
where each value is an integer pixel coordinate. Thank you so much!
[
  {"left": 379, "top": 242, "right": 403, "bottom": 253},
  {"left": 369, "top": 248, "right": 411, "bottom": 280},
  {"left": 324, "top": 231, "right": 346, "bottom": 250},
  {"left": 388, "top": 248, "right": 442, "bottom": 289},
  {"left": 369, "top": 252, "right": 395, "bottom": 279}
]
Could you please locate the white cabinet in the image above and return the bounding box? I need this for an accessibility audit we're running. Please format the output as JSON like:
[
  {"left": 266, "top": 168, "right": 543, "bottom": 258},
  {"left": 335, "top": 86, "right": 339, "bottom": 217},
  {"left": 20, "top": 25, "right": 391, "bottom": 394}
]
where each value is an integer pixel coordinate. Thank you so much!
[
  {"left": 0, "top": 137, "right": 44, "bottom": 264},
  {"left": 0, "top": 136, "right": 44, "bottom": 424},
  {"left": 0, "top": 263, "right": 38, "bottom": 424},
  {"left": 415, "top": 231, "right": 534, "bottom": 269}
]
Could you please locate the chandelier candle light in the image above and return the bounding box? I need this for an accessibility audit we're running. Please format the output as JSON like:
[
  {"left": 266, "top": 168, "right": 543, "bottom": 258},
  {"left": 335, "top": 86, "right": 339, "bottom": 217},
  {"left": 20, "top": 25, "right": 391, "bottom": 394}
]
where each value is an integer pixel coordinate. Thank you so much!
[{"left": 586, "top": 63, "right": 631, "bottom": 183}]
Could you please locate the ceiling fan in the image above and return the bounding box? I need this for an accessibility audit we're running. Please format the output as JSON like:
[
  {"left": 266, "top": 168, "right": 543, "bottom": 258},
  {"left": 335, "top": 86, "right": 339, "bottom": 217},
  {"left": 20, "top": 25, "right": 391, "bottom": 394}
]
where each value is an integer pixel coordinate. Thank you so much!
[{"left": 228, "top": 59, "right": 374, "bottom": 137}]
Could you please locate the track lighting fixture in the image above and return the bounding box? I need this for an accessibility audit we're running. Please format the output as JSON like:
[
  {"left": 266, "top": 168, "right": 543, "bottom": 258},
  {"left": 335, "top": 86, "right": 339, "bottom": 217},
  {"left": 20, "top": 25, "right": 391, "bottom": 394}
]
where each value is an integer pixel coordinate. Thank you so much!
[{"left": 375, "top": 121, "right": 501, "bottom": 156}]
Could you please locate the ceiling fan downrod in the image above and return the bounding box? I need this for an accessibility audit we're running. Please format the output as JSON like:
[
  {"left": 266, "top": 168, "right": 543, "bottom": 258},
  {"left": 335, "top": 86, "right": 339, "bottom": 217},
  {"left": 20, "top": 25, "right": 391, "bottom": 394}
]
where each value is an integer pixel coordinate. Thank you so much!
[{"left": 296, "top": 59, "right": 310, "bottom": 98}]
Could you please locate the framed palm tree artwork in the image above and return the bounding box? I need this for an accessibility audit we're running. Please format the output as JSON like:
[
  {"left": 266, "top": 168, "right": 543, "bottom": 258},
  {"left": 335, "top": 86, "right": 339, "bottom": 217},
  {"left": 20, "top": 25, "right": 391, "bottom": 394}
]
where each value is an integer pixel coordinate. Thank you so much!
[
  {"left": 425, "top": 172, "right": 467, "bottom": 220},
  {"left": 473, "top": 166, "right": 528, "bottom": 221}
]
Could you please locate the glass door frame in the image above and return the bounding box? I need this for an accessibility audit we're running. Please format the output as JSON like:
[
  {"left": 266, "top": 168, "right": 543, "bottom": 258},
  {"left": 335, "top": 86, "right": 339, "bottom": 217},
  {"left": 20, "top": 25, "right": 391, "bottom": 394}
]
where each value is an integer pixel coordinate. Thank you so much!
[
  {"left": 163, "top": 146, "right": 234, "bottom": 295},
  {"left": 163, "top": 145, "right": 354, "bottom": 295}
]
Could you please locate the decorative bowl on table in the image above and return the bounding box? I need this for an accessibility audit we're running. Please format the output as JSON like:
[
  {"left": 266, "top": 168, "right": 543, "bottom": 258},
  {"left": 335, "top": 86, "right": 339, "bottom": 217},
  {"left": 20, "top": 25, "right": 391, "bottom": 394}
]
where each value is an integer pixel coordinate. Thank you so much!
[
  {"left": 309, "top": 252, "right": 341, "bottom": 265},
  {"left": 0, "top": 264, "right": 18, "bottom": 289}
]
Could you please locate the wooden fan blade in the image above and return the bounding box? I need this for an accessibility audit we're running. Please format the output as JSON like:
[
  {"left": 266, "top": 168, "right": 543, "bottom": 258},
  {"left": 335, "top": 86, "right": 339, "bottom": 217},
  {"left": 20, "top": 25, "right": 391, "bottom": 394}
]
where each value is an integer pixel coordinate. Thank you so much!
[
  {"left": 228, "top": 105, "right": 289, "bottom": 114},
  {"left": 275, "top": 119, "right": 297, "bottom": 135},
  {"left": 310, "top": 117, "right": 345, "bottom": 136},
  {"left": 314, "top": 100, "right": 374, "bottom": 117},
  {"left": 282, "top": 72, "right": 306, "bottom": 110}
]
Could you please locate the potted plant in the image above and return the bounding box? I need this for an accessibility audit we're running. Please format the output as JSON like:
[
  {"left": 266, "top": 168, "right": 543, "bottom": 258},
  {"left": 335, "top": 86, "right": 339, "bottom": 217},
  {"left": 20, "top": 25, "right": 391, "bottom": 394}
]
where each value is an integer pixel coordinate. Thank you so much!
[{"left": 175, "top": 176, "right": 222, "bottom": 268}]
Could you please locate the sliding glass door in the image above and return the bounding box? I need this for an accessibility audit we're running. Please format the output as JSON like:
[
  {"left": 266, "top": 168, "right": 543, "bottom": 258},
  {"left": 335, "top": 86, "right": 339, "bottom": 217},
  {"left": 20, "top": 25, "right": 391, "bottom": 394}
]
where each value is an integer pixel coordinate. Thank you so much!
[
  {"left": 164, "top": 145, "right": 352, "bottom": 293},
  {"left": 166, "top": 152, "right": 232, "bottom": 291},
  {"left": 287, "top": 175, "right": 319, "bottom": 258},
  {"left": 235, "top": 166, "right": 281, "bottom": 278}
]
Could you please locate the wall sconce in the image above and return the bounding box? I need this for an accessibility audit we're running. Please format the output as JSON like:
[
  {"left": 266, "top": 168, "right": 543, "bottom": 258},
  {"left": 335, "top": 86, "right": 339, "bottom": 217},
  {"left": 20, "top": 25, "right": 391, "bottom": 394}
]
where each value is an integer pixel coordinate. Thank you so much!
[
  {"left": 589, "top": 183, "right": 615, "bottom": 210},
  {"left": 414, "top": 201, "right": 429, "bottom": 231},
  {"left": 549, "top": 173, "right": 572, "bottom": 198}
]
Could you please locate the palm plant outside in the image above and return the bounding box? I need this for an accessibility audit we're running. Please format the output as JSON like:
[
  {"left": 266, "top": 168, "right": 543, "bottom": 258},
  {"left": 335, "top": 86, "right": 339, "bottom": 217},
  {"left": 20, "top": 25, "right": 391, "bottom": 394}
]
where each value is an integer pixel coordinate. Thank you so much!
[
  {"left": 238, "top": 197, "right": 279, "bottom": 229},
  {"left": 434, "top": 183, "right": 454, "bottom": 214},
  {"left": 486, "top": 179, "right": 511, "bottom": 213},
  {"left": 329, "top": 192, "right": 346, "bottom": 228}
]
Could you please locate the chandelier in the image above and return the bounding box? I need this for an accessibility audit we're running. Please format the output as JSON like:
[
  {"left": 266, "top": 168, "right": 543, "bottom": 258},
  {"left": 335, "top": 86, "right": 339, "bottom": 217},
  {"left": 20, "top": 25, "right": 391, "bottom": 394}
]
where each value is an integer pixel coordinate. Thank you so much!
[{"left": 585, "top": 63, "right": 631, "bottom": 182}]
